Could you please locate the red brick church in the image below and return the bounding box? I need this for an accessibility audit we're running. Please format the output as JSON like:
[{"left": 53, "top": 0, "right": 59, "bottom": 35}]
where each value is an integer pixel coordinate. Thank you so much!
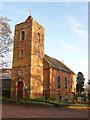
[{"left": 11, "top": 15, "right": 76, "bottom": 99}]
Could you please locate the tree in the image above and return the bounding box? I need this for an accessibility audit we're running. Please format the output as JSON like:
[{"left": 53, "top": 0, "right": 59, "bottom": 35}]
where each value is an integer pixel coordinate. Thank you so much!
[
  {"left": 88, "top": 79, "right": 90, "bottom": 85},
  {"left": 0, "top": 16, "right": 13, "bottom": 68},
  {"left": 76, "top": 72, "right": 85, "bottom": 94}
]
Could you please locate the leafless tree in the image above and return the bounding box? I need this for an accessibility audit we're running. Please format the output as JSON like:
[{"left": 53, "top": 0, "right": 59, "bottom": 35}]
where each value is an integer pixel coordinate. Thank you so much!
[{"left": 0, "top": 16, "right": 13, "bottom": 68}]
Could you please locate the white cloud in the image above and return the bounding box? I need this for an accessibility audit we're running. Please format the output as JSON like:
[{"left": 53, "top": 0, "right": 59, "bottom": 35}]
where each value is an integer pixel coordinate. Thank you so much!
[
  {"left": 58, "top": 40, "right": 75, "bottom": 50},
  {"left": 67, "top": 16, "right": 82, "bottom": 27},
  {"left": 72, "top": 27, "right": 87, "bottom": 38},
  {"left": 67, "top": 16, "right": 88, "bottom": 39}
]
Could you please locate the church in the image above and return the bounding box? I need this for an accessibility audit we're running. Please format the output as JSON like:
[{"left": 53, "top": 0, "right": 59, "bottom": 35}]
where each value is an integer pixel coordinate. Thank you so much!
[{"left": 11, "top": 15, "right": 76, "bottom": 99}]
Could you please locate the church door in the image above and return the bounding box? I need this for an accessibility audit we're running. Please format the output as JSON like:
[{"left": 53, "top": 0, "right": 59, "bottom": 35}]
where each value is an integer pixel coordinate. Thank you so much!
[{"left": 17, "top": 81, "right": 23, "bottom": 99}]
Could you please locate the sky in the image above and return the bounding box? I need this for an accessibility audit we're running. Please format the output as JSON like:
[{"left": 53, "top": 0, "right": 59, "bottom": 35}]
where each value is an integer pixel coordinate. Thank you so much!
[{"left": 1, "top": 2, "right": 88, "bottom": 83}]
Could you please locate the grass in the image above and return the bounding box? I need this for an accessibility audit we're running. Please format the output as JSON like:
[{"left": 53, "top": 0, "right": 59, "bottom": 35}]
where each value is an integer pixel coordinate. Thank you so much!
[{"left": 1, "top": 97, "right": 90, "bottom": 107}]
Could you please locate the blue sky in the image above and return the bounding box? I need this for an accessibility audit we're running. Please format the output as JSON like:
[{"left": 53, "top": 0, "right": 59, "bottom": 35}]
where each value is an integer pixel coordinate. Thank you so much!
[{"left": 2, "top": 2, "right": 88, "bottom": 83}]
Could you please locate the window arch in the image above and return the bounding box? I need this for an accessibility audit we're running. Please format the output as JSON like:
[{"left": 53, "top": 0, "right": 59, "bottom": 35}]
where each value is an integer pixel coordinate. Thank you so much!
[
  {"left": 64, "top": 77, "right": 67, "bottom": 89},
  {"left": 19, "top": 50, "right": 24, "bottom": 58},
  {"left": 37, "top": 33, "right": 40, "bottom": 42},
  {"left": 37, "top": 51, "right": 40, "bottom": 58},
  {"left": 57, "top": 76, "right": 60, "bottom": 89}
]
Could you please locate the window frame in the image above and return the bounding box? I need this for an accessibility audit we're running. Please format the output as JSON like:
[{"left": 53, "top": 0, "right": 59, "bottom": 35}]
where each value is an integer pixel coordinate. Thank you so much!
[
  {"left": 19, "top": 50, "right": 24, "bottom": 59},
  {"left": 57, "top": 76, "right": 61, "bottom": 89},
  {"left": 20, "top": 31, "right": 25, "bottom": 41},
  {"left": 64, "top": 77, "right": 67, "bottom": 89},
  {"left": 37, "top": 32, "right": 40, "bottom": 42},
  {"left": 70, "top": 78, "right": 73, "bottom": 90},
  {"left": 37, "top": 51, "right": 40, "bottom": 58}
]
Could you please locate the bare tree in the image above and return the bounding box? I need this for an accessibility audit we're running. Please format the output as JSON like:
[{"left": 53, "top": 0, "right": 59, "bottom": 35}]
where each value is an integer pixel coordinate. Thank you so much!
[{"left": 0, "top": 16, "right": 13, "bottom": 68}]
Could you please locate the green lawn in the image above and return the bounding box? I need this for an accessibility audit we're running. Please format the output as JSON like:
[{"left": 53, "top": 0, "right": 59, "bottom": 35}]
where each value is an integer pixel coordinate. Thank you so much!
[{"left": 1, "top": 97, "right": 90, "bottom": 107}]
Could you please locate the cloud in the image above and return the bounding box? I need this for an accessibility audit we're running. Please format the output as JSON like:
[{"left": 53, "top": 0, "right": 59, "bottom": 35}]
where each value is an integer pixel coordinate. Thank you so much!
[
  {"left": 67, "top": 16, "right": 87, "bottom": 39},
  {"left": 58, "top": 40, "right": 75, "bottom": 50},
  {"left": 67, "top": 16, "right": 83, "bottom": 27}
]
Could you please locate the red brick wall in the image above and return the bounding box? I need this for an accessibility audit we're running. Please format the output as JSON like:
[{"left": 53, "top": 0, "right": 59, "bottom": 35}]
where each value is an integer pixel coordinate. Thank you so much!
[
  {"left": 43, "top": 60, "right": 76, "bottom": 99},
  {"left": 11, "top": 18, "right": 32, "bottom": 98},
  {"left": 43, "top": 58, "right": 50, "bottom": 97},
  {"left": 49, "top": 68, "right": 76, "bottom": 98},
  {"left": 30, "top": 19, "right": 44, "bottom": 98}
]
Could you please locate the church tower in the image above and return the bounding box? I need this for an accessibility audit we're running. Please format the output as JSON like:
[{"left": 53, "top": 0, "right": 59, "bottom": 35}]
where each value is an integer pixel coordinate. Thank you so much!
[{"left": 11, "top": 16, "right": 44, "bottom": 98}]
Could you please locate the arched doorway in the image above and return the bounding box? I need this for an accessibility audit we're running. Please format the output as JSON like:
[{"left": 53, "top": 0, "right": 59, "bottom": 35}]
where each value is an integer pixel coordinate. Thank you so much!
[{"left": 17, "top": 81, "right": 23, "bottom": 99}]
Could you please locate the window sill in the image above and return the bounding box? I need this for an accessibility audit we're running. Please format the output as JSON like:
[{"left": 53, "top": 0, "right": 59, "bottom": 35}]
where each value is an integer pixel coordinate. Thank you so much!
[{"left": 57, "top": 89, "right": 61, "bottom": 90}]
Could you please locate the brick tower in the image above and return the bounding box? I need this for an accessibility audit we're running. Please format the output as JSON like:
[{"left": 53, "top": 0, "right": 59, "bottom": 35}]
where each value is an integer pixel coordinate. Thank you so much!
[{"left": 11, "top": 16, "right": 44, "bottom": 98}]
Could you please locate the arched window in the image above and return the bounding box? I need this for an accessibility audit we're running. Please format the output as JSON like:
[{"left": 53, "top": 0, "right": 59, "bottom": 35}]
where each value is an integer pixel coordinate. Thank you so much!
[
  {"left": 22, "top": 31, "right": 25, "bottom": 40},
  {"left": 37, "top": 33, "right": 40, "bottom": 42},
  {"left": 19, "top": 50, "right": 24, "bottom": 58},
  {"left": 37, "top": 51, "right": 40, "bottom": 58},
  {"left": 57, "top": 76, "right": 60, "bottom": 89},
  {"left": 64, "top": 77, "right": 67, "bottom": 89},
  {"left": 20, "top": 31, "right": 25, "bottom": 41},
  {"left": 70, "top": 78, "right": 73, "bottom": 89}
]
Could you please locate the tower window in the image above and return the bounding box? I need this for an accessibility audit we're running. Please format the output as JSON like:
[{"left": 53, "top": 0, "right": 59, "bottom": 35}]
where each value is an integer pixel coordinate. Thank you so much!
[
  {"left": 19, "top": 50, "right": 24, "bottom": 58},
  {"left": 37, "top": 33, "right": 40, "bottom": 42},
  {"left": 57, "top": 76, "right": 60, "bottom": 89},
  {"left": 37, "top": 51, "right": 40, "bottom": 58},
  {"left": 64, "top": 77, "right": 67, "bottom": 89},
  {"left": 22, "top": 31, "right": 25, "bottom": 40},
  {"left": 20, "top": 31, "right": 25, "bottom": 41}
]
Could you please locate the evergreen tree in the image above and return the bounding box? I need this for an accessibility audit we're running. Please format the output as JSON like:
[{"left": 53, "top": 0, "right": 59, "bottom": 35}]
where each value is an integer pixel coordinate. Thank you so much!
[
  {"left": 88, "top": 79, "right": 90, "bottom": 85},
  {"left": 76, "top": 72, "right": 85, "bottom": 94}
]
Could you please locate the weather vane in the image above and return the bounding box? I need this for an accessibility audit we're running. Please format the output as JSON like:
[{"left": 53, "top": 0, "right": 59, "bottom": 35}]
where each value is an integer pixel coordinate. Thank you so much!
[{"left": 28, "top": 10, "right": 32, "bottom": 16}]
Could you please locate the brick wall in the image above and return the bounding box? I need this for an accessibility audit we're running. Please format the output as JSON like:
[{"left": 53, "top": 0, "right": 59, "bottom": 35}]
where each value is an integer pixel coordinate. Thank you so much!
[
  {"left": 11, "top": 17, "right": 32, "bottom": 98},
  {"left": 49, "top": 68, "right": 76, "bottom": 98},
  {"left": 43, "top": 58, "right": 50, "bottom": 97},
  {"left": 30, "top": 19, "right": 44, "bottom": 98},
  {"left": 43, "top": 59, "right": 76, "bottom": 98}
]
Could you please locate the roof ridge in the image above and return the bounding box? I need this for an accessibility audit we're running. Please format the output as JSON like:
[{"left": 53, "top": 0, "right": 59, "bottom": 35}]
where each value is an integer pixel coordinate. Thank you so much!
[
  {"left": 60, "top": 61, "right": 75, "bottom": 74},
  {"left": 44, "top": 54, "right": 75, "bottom": 74},
  {"left": 25, "top": 15, "right": 33, "bottom": 22}
]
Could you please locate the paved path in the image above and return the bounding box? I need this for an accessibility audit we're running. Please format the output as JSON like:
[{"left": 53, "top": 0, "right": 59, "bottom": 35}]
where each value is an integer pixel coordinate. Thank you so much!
[{"left": 2, "top": 102, "right": 88, "bottom": 118}]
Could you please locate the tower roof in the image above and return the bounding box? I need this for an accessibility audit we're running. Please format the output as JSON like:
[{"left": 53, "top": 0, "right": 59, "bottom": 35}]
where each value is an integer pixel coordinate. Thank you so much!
[{"left": 25, "top": 15, "right": 33, "bottom": 22}]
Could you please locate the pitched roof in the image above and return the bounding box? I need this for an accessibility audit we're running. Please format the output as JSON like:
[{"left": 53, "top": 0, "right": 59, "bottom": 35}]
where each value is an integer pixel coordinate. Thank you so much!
[
  {"left": 44, "top": 54, "right": 75, "bottom": 74},
  {"left": 25, "top": 15, "right": 33, "bottom": 22}
]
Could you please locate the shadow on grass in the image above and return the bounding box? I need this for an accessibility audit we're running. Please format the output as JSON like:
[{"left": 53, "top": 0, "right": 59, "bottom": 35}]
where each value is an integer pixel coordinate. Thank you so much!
[{"left": 1, "top": 97, "right": 90, "bottom": 108}]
